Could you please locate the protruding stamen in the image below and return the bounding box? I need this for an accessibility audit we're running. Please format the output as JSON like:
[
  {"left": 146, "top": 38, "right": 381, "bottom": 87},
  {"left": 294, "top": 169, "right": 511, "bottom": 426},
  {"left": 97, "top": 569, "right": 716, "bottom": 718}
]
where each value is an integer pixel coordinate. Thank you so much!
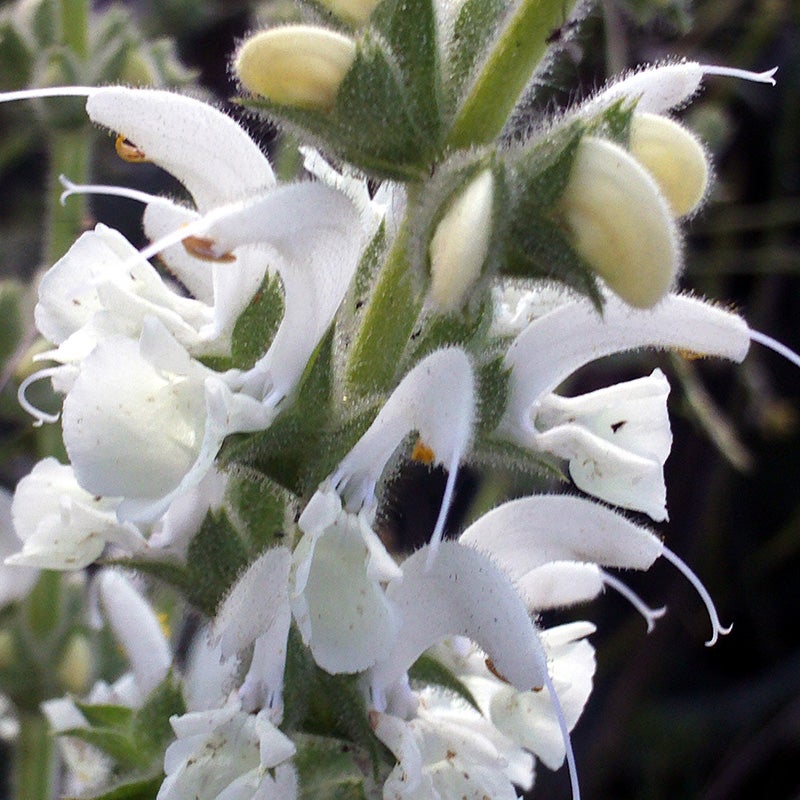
[
  {"left": 661, "top": 545, "right": 732, "bottom": 646},
  {"left": 17, "top": 368, "right": 64, "bottom": 427},
  {"left": 601, "top": 570, "right": 667, "bottom": 633},
  {"left": 749, "top": 329, "right": 800, "bottom": 370},
  {"left": 182, "top": 235, "right": 237, "bottom": 263},
  {"left": 115, "top": 134, "right": 149, "bottom": 163},
  {"left": 425, "top": 452, "right": 460, "bottom": 570},
  {"left": 702, "top": 65, "right": 778, "bottom": 85},
  {"left": 0, "top": 86, "right": 96, "bottom": 104},
  {"left": 59, "top": 175, "right": 164, "bottom": 208},
  {"left": 543, "top": 661, "right": 581, "bottom": 800}
]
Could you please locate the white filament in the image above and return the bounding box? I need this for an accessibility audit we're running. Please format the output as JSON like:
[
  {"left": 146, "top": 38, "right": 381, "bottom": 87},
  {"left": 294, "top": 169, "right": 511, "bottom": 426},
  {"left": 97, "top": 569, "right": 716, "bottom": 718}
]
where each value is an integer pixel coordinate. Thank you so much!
[
  {"left": 17, "top": 368, "right": 64, "bottom": 426},
  {"left": 750, "top": 328, "right": 800, "bottom": 370},
  {"left": 601, "top": 570, "right": 667, "bottom": 633},
  {"left": 59, "top": 175, "right": 167, "bottom": 209},
  {"left": 661, "top": 546, "right": 732, "bottom": 646}
]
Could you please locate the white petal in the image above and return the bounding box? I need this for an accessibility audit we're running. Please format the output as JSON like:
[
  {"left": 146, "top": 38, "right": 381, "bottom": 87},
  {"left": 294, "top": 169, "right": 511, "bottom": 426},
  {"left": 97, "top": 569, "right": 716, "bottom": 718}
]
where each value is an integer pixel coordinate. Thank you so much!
[
  {"left": 334, "top": 347, "right": 475, "bottom": 550},
  {"left": 518, "top": 561, "right": 604, "bottom": 610},
  {"left": 212, "top": 547, "right": 292, "bottom": 660},
  {"left": 97, "top": 570, "right": 171, "bottom": 696},
  {"left": 581, "top": 61, "right": 777, "bottom": 117},
  {"left": 459, "top": 494, "right": 664, "bottom": 574},
  {"left": 501, "top": 293, "right": 750, "bottom": 438},
  {"left": 536, "top": 369, "right": 672, "bottom": 462},
  {"left": 0, "top": 487, "right": 39, "bottom": 605},
  {"left": 217, "top": 183, "right": 362, "bottom": 401},
  {"left": 34, "top": 224, "right": 139, "bottom": 346},
  {"left": 62, "top": 332, "right": 208, "bottom": 501},
  {"left": 86, "top": 88, "right": 276, "bottom": 210},
  {"left": 291, "top": 507, "right": 398, "bottom": 674},
  {"left": 372, "top": 541, "right": 547, "bottom": 697},
  {"left": 482, "top": 623, "right": 596, "bottom": 770},
  {"left": 8, "top": 458, "right": 145, "bottom": 570}
]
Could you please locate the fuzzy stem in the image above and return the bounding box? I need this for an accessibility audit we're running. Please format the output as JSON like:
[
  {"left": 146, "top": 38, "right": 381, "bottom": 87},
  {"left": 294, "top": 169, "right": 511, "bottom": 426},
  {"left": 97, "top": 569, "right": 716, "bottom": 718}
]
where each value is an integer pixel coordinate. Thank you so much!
[
  {"left": 345, "top": 219, "right": 422, "bottom": 396},
  {"left": 60, "top": 0, "right": 89, "bottom": 60},
  {"left": 46, "top": 130, "right": 90, "bottom": 263},
  {"left": 446, "top": 0, "right": 579, "bottom": 149},
  {"left": 14, "top": 712, "right": 56, "bottom": 800}
]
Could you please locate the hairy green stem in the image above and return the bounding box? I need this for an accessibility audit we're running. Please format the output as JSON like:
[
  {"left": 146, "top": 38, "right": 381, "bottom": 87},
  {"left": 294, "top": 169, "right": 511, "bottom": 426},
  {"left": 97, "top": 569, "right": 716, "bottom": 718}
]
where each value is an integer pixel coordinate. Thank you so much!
[
  {"left": 446, "top": 0, "right": 579, "bottom": 149},
  {"left": 14, "top": 713, "right": 56, "bottom": 800},
  {"left": 60, "top": 0, "right": 89, "bottom": 60},
  {"left": 345, "top": 220, "right": 422, "bottom": 396},
  {"left": 46, "top": 129, "right": 89, "bottom": 264}
]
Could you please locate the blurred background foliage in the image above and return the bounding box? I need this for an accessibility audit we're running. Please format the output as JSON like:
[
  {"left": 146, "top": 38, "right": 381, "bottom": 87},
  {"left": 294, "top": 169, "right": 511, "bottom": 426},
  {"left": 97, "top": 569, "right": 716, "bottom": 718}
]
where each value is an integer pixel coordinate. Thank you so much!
[{"left": 0, "top": 0, "right": 798, "bottom": 798}]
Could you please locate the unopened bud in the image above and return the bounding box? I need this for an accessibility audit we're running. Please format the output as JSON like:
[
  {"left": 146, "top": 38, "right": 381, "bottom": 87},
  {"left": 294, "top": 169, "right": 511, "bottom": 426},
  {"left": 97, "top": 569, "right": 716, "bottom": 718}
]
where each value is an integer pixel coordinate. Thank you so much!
[
  {"left": 630, "top": 113, "right": 709, "bottom": 217},
  {"left": 316, "top": 0, "right": 382, "bottom": 25},
  {"left": 559, "top": 136, "right": 679, "bottom": 309},
  {"left": 235, "top": 26, "right": 357, "bottom": 112},
  {"left": 429, "top": 168, "right": 494, "bottom": 311},
  {"left": 57, "top": 633, "right": 93, "bottom": 694}
]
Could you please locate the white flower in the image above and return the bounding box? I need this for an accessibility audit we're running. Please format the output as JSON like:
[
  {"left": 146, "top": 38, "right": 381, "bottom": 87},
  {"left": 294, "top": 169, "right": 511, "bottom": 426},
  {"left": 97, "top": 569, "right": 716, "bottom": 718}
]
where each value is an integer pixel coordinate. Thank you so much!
[
  {"left": 372, "top": 700, "right": 526, "bottom": 800},
  {"left": 334, "top": 347, "right": 475, "bottom": 557},
  {"left": 6, "top": 458, "right": 146, "bottom": 570},
  {"left": 498, "top": 293, "right": 750, "bottom": 519},
  {"left": 533, "top": 369, "right": 672, "bottom": 521},
  {"left": 433, "top": 622, "right": 597, "bottom": 771},
  {"left": 158, "top": 702, "right": 297, "bottom": 800},
  {"left": 212, "top": 547, "right": 292, "bottom": 717},
  {"left": 291, "top": 487, "right": 401, "bottom": 674},
  {"left": 59, "top": 318, "right": 271, "bottom": 524},
  {"left": 94, "top": 569, "right": 172, "bottom": 698},
  {"left": 0, "top": 486, "right": 39, "bottom": 603},
  {"left": 460, "top": 494, "right": 730, "bottom": 646}
]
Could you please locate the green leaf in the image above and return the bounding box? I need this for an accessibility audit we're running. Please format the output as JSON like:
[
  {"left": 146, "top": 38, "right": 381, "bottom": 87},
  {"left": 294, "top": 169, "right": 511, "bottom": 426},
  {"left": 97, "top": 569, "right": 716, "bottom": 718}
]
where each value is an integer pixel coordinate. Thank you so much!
[
  {"left": 475, "top": 355, "right": 511, "bottom": 437},
  {"left": 74, "top": 703, "right": 134, "bottom": 731},
  {"left": 510, "top": 124, "right": 584, "bottom": 209},
  {"left": 131, "top": 672, "right": 185, "bottom": 756},
  {"left": 225, "top": 466, "right": 293, "bottom": 552},
  {"left": 66, "top": 773, "right": 164, "bottom": 800},
  {"left": 183, "top": 509, "right": 250, "bottom": 614},
  {"left": 230, "top": 271, "right": 284, "bottom": 369},
  {"left": 446, "top": 0, "right": 506, "bottom": 104},
  {"left": 294, "top": 734, "right": 370, "bottom": 800},
  {"left": 114, "top": 510, "right": 253, "bottom": 615},
  {"left": 60, "top": 727, "right": 145, "bottom": 769},
  {"left": 371, "top": 0, "right": 443, "bottom": 143},
  {"left": 408, "top": 653, "right": 480, "bottom": 711},
  {"left": 472, "top": 435, "right": 566, "bottom": 481}
]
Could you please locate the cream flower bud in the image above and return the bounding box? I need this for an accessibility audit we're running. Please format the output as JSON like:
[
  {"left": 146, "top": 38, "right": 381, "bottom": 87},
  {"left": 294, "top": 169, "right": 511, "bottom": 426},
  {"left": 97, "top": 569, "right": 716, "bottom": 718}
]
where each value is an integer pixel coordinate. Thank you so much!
[
  {"left": 559, "top": 136, "right": 679, "bottom": 308},
  {"left": 235, "top": 26, "right": 356, "bottom": 112},
  {"left": 630, "top": 112, "right": 709, "bottom": 217},
  {"left": 429, "top": 168, "right": 494, "bottom": 311},
  {"left": 316, "top": 0, "right": 382, "bottom": 25},
  {"left": 57, "top": 633, "right": 94, "bottom": 695}
]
